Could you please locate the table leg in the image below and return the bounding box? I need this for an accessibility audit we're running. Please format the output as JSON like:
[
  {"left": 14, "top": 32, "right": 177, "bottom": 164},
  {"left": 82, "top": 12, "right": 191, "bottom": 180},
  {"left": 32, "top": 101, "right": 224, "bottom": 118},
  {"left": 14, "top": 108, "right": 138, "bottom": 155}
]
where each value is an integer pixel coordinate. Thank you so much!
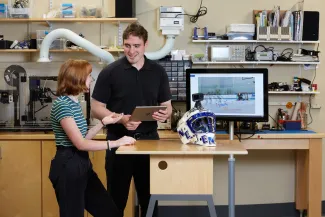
[
  {"left": 145, "top": 195, "right": 217, "bottom": 217},
  {"left": 207, "top": 195, "right": 217, "bottom": 217},
  {"left": 307, "top": 139, "right": 322, "bottom": 217},
  {"left": 295, "top": 150, "right": 308, "bottom": 212},
  {"left": 228, "top": 154, "right": 235, "bottom": 217},
  {"left": 146, "top": 195, "right": 157, "bottom": 217}
]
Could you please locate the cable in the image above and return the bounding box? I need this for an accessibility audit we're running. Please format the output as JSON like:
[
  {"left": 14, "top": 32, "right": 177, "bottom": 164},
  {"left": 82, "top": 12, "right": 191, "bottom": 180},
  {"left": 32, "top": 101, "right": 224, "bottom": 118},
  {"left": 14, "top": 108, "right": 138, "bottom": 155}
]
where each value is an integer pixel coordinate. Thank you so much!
[
  {"left": 277, "top": 48, "right": 294, "bottom": 61},
  {"left": 307, "top": 43, "right": 319, "bottom": 126},
  {"left": 307, "top": 43, "right": 319, "bottom": 125},
  {"left": 269, "top": 114, "right": 284, "bottom": 130},
  {"left": 246, "top": 45, "right": 275, "bottom": 61},
  {"left": 224, "top": 121, "right": 257, "bottom": 142},
  {"left": 175, "top": 0, "right": 207, "bottom": 23},
  {"left": 239, "top": 133, "right": 256, "bottom": 140}
]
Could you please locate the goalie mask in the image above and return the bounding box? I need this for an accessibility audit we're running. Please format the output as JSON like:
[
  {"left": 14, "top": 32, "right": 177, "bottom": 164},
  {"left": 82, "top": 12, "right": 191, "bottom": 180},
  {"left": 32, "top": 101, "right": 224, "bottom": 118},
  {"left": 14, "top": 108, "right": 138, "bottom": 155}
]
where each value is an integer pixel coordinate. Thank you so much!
[{"left": 177, "top": 93, "right": 216, "bottom": 146}]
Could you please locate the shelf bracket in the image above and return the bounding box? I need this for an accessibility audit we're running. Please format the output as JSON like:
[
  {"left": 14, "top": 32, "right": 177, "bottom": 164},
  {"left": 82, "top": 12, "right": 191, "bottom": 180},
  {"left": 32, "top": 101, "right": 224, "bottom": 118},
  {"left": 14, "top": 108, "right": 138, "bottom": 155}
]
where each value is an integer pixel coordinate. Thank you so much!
[
  {"left": 46, "top": 21, "right": 53, "bottom": 30},
  {"left": 118, "top": 21, "right": 123, "bottom": 46},
  {"left": 49, "top": 0, "right": 53, "bottom": 11},
  {"left": 205, "top": 42, "right": 209, "bottom": 60}
]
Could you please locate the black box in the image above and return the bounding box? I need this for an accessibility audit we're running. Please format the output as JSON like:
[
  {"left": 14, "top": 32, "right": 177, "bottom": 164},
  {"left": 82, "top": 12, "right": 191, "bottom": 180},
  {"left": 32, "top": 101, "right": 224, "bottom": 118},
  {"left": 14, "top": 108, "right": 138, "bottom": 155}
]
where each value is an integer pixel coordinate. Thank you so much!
[
  {"left": 302, "top": 11, "right": 319, "bottom": 41},
  {"left": 0, "top": 40, "right": 13, "bottom": 49},
  {"left": 115, "top": 0, "right": 135, "bottom": 18}
]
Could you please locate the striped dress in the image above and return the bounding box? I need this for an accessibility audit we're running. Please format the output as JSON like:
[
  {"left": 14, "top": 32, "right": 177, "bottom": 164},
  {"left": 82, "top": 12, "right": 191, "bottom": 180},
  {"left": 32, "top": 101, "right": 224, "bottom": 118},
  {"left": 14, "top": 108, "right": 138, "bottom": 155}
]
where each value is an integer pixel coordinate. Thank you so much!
[{"left": 50, "top": 96, "right": 87, "bottom": 147}]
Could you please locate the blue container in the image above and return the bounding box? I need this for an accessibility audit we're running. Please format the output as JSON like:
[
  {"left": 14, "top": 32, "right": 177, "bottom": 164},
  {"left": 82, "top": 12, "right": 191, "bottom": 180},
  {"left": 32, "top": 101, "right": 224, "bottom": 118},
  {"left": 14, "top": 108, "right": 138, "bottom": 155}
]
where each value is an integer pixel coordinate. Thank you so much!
[{"left": 283, "top": 121, "right": 301, "bottom": 130}]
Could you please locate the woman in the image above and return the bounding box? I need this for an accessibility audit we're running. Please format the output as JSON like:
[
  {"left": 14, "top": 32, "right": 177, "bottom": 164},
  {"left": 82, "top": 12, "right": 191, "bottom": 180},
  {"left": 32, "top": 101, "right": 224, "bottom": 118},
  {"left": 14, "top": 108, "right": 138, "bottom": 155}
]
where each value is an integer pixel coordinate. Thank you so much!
[{"left": 49, "top": 59, "right": 136, "bottom": 217}]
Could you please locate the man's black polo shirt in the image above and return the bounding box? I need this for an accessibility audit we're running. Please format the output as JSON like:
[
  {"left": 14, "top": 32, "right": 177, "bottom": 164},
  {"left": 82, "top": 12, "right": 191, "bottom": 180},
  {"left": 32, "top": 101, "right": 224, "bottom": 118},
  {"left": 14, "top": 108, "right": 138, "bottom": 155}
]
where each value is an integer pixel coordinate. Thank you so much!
[{"left": 92, "top": 56, "right": 171, "bottom": 135}]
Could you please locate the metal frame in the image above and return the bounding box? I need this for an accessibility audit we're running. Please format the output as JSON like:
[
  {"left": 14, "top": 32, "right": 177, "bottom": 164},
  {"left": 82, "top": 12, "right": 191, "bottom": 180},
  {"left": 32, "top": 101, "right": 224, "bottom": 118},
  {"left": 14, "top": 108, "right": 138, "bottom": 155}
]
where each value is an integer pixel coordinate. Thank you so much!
[{"left": 146, "top": 194, "right": 217, "bottom": 217}]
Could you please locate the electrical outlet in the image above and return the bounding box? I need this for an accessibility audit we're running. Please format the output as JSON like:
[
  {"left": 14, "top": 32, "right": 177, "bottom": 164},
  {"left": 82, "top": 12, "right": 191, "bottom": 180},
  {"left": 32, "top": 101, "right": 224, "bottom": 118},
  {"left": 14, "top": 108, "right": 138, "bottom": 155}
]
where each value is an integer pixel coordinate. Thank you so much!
[{"left": 9, "top": 95, "right": 13, "bottom": 103}]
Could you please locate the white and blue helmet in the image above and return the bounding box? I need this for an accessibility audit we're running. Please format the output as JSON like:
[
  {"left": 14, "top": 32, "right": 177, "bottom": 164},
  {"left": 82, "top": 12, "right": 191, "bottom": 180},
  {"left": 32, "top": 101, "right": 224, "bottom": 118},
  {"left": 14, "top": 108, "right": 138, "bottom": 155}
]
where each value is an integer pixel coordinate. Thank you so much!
[{"left": 176, "top": 106, "right": 217, "bottom": 147}]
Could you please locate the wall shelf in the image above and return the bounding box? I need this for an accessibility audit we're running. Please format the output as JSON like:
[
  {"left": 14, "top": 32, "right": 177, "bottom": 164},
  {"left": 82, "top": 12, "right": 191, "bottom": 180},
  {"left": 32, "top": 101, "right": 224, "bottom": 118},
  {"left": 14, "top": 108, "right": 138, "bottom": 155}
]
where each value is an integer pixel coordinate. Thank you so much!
[
  {"left": 192, "top": 40, "right": 320, "bottom": 44},
  {"left": 268, "top": 91, "right": 320, "bottom": 95},
  {"left": 192, "top": 61, "right": 320, "bottom": 65},
  {"left": 0, "top": 18, "right": 137, "bottom": 23},
  {"left": 0, "top": 48, "right": 123, "bottom": 53}
]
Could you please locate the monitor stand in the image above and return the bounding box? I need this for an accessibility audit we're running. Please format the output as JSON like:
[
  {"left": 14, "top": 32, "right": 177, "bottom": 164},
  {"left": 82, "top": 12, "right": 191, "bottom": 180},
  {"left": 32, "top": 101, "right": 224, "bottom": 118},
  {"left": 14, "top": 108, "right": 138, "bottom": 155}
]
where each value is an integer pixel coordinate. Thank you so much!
[
  {"left": 226, "top": 121, "right": 257, "bottom": 137},
  {"left": 227, "top": 122, "right": 235, "bottom": 217},
  {"left": 229, "top": 121, "right": 235, "bottom": 141}
]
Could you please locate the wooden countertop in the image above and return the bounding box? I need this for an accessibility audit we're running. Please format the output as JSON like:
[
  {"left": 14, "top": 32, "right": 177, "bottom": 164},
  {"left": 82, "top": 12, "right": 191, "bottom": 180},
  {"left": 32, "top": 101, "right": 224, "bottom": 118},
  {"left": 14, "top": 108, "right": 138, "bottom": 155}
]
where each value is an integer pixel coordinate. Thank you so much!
[
  {"left": 0, "top": 130, "right": 178, "bottom": 140},
  {"left": 0, "top": 130, "right": 324, "bottom": 140},
  {"left": 117, "top": 140, "right": 248, "bottom": 155}
]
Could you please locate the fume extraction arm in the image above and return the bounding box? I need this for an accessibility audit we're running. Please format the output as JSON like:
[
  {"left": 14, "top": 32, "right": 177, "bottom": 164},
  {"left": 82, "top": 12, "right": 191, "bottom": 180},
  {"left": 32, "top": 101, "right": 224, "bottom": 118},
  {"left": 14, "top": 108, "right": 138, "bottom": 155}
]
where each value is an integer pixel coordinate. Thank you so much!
[
  {"left": 38, "top": 29, "right": 116, "bottom": 63},
  {"left": 38, "top": 6, "right": 184, "bottom": 63}
]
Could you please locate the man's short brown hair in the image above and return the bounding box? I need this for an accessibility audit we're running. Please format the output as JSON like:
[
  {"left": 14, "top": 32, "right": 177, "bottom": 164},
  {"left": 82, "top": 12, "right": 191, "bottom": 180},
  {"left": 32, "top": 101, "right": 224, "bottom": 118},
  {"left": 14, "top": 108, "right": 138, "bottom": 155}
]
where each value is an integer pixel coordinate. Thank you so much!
[
  {"left": 57, "top": 59, "right": 92, "bottom": 96},
  {"left": 123, "top": 22, "right": 148, "bottom": 43}
]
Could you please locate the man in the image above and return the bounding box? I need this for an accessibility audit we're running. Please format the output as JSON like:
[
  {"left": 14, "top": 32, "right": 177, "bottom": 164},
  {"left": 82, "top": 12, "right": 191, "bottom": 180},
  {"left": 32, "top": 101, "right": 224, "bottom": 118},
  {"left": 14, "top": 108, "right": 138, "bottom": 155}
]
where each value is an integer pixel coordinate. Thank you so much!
[{"left": 91, "top": 22, "right": 172, "bottom": 217}]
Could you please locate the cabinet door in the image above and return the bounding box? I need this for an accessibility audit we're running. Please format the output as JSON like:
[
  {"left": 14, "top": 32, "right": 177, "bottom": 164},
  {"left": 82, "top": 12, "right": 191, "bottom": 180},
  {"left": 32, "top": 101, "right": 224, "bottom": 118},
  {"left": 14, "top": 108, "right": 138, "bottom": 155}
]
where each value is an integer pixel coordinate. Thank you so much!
[
  {"left": 41, "top": 141, "right": 88, "bottom": 217},
  {"left": 0, "top": 140, "right": 42, "bottom": 217},
  {"left": 90, "top": 150, "right": 135, "bottom": 217}
]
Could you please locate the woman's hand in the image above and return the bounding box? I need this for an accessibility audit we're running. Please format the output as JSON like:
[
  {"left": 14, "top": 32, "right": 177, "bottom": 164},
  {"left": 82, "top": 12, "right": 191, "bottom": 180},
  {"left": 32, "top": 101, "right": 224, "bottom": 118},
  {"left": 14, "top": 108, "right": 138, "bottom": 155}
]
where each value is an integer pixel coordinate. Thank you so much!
[
  {"left": 102, "top": 113, "right": 124, "bottom": 125},
  {"left": 110, "top": 136, "right": 136, "bottom": 148}
]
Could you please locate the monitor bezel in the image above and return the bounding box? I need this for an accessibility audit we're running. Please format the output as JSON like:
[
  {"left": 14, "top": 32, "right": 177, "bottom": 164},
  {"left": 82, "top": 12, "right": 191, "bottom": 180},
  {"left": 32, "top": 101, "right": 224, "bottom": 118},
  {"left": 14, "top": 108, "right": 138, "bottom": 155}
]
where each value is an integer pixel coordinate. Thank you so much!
[{"left": 186, "top": 68, "right": 269, "bottom": 122}]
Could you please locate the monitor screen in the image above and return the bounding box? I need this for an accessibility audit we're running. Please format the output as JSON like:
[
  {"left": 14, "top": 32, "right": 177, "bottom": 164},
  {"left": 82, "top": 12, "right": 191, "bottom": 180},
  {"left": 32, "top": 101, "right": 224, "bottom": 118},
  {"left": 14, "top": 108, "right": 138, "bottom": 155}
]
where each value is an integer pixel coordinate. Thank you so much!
[{"left": 186, "top": 68, "right": 268, "bottom": 122}]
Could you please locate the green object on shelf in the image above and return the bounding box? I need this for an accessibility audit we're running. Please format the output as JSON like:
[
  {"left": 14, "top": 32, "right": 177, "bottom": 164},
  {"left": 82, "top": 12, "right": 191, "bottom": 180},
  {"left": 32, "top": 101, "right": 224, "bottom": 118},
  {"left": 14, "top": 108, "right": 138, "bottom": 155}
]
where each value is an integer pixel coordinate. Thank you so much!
[{"left": 193, "top": 54, "right": 205, "bottom": 58}]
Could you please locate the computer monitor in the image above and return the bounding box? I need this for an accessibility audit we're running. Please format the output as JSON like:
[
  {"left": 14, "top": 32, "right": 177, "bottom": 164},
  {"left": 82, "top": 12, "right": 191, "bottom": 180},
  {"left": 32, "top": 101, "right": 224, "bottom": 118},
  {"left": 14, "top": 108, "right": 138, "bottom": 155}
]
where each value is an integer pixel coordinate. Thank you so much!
[{"left": 186, "top": 68, "right": 269, "bottom": 123}]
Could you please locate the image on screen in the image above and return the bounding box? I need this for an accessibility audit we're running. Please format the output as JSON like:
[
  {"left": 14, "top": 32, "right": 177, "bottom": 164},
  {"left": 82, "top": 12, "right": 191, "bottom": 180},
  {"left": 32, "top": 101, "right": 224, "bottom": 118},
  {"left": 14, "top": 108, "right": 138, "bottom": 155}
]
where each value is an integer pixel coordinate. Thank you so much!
[
  {"left": 198, "top": 76, "right": 256, "bottom": 114},
  {"left": 188, "top": 70, "right": 267, "bottom": 121}
]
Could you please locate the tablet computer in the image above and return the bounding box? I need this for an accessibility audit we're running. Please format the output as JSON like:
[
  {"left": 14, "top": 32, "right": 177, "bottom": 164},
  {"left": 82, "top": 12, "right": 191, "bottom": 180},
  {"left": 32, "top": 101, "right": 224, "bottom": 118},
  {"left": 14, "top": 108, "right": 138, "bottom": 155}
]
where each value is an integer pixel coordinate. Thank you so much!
[{"left": 130, "top": 106, "right": 167, "bottom": 121}]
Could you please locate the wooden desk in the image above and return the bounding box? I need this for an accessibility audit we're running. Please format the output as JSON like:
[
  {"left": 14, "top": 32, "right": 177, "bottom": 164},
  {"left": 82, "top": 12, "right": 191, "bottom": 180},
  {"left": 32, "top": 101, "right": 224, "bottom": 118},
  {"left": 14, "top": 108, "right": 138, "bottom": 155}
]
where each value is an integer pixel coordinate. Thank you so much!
[
  {"left": 0, "top": 131, "right": 323, "bottom": 217},
  {"left": 156, "top": 131, "right": 325, "bottom": 217},
  {"left": 117, "top": 140, "right": 248, "bottom": 217}
]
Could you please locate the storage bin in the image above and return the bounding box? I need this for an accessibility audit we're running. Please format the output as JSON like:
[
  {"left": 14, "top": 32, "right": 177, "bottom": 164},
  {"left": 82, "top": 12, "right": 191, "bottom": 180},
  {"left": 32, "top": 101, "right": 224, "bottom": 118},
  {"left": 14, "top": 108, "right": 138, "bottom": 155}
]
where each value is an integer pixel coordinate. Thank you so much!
[
  {"left": 9, "top": 7, "right": 30, "bottom": 18},
  {"left": 61, "top": 3, "right": 76, "bottom": 18},
  {"left": 227, "top": 33, "right": 254, "bottom": 40},
  {"left": 37, "top": 39, "right": 66, "bottom": 50},
  {"left": 8, "top": 0, "right": 32, "bottom": 18},
  {"left": 0, "top": 4, "right": 8, "bottom": 18},
  {"left": 36, "top": 30, "right": 51, "bottom": 40},
  {"left": 79, "top": 5, "right": 102, "bottom": 18},
  {"left": 156, "top": 59, "right": 191, "bottom": 101},
  {"left": 61, "top": 10, "right": 76, "bottom": 18},
  {"left": 282, "top": 120, "right": 301, "bottom": 130}
]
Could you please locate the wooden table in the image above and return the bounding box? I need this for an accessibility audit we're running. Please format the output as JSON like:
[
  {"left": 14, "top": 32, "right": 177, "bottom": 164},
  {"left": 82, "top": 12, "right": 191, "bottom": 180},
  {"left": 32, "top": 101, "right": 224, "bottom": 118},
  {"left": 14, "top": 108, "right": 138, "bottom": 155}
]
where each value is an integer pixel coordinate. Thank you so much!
[
  {"left": 156, "top": 130, "right": 325, "bottom": 217},
  {"left": 0, "top": 130, "right": 323, "bottom": 217},
  {"left": 117, "top": 139, "right": 248, "bottom": 217}
]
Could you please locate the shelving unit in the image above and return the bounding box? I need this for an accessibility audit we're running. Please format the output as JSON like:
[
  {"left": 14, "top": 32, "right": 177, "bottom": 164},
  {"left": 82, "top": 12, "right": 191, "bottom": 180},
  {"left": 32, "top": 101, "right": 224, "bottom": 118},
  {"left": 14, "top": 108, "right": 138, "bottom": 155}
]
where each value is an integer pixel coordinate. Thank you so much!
[
  {"left": 192, "top": 61, "right": 320, "bottom": 65},
  {"left": 0, "top": 18, "right": 138, "bottom": 23},
  {"left": 192, "top": 40, "right": 320, "bottom": 44},
  {"left": 191, "top": 37, "right": 321, "bottom": 111},
  {"left": 0, "top": 48, "right": 123, "bottom": 53},
  {"left": 191, "top": 38, "right": 320, "bottom": 66},
  {"left": 0, "top": 17, "right": 135, "bottom": 59},
  {"left": 268, "top": 91, "right": 320, "bottom": 95}
]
